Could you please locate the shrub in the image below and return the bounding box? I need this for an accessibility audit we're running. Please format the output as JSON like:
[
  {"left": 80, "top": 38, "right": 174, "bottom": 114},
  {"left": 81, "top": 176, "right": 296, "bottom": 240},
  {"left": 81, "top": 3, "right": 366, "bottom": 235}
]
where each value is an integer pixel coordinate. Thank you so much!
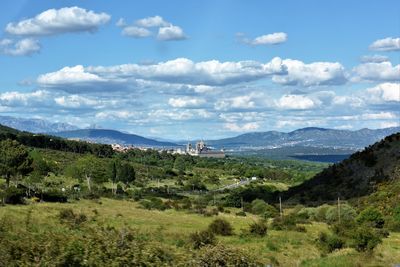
[
  {"left": 317, "top": 232, "right": 345, "bottom": 253},
  {"left": 248, "top": 220, "right": 267, "bottom": 237},
  {"left": 393, "top": 205, "right": 400, "bottom": 222},
  {"left": 189, "top": 229, "right": 216, "bottom": 249},
  {"left": 249, "top": 199, "right": 278, "bottom": 218},
  {"left": 58, "top": 208, "right": 87, "bottom": 228},
  {"left": 208, "top": 218, "right": 233, "bottom": 236},
  {"left": 3, "top": 187, "right": 25, "bottom": 204},
  {"left": 41, "top": 190, "right": 68, "bottom": 203},
  {"left": 235, "top": 211, "right": 246, "bottom": 217},
  {"left": 194, "top": 244, "right": 261, "bottom": 266},
  {"left": 351, "top": 226, "right": 382, "bottom": 252},
  {"left": 356, "top": 207, "right": 385, "bottom": 228},
  {"left": 271, "top": 214, "right": 297, "bottom": 231},
  {"left": 325, "top": 204, "right": 357, "bottom": 224},
  {"left": 139, "top": 197, "right": 167, "bottom": 211}
]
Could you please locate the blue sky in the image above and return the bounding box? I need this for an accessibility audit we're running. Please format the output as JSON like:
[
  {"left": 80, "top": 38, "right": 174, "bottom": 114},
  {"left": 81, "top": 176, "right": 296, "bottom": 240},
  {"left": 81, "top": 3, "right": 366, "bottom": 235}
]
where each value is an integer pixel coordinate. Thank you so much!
[{"left": 0, "top": 0, "right": 399, "bottom": 139}]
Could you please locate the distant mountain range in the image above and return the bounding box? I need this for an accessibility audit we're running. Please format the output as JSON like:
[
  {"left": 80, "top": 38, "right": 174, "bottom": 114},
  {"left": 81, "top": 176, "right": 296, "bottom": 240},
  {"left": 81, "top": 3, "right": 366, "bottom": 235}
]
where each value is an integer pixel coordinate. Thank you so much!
[
  {"left": 0, "top": 115, "right": 398, "bottom": 160},
  {"left": 206, "top": 127, "right": 400, "bottom": 151},
  {"left": 0, "top": 115, "right": 78, "bottom": 133},
  {"left": 52, "top": 129, "right": 178, "bottom": 147}
]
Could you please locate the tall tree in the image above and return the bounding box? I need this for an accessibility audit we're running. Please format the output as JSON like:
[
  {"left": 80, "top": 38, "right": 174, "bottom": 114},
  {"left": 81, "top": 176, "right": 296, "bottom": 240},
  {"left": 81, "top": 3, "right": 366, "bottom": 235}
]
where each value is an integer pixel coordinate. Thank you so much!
[
  {"left": 76, "top": 155, "right": 99, "bottom": 192},
  {"left": 0, "top": 139, "right": 32, "bottom": 188}
]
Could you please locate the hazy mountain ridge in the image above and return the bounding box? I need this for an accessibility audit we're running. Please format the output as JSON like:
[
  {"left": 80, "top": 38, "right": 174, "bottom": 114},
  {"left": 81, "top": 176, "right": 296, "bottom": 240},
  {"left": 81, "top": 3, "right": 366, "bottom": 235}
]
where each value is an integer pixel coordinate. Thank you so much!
[
  {"left": 0, "top": 115, "right": 78, "bottom": 133},
  {"left": 52, "top": 129, "right": 178, "bottom": 147},
  {"left": 207, "top": 127, "right": 400, "bottom": 150}
]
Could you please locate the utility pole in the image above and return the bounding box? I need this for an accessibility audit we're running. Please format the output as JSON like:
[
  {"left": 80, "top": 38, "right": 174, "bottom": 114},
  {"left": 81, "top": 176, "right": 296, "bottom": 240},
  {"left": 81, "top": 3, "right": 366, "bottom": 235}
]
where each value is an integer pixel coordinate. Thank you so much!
[
  {"left": 279, "top": 196, "right": 283, "bottom": 218},
  {"left": 338, "top": 196, "right": 341, "bottom": 224}
]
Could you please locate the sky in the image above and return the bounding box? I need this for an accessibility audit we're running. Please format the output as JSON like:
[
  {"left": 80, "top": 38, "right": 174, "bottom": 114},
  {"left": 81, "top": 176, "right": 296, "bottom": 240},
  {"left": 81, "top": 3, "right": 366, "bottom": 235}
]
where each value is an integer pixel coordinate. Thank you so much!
[{"left": 0, "top": 0, "right": 399, "bottom": 140}]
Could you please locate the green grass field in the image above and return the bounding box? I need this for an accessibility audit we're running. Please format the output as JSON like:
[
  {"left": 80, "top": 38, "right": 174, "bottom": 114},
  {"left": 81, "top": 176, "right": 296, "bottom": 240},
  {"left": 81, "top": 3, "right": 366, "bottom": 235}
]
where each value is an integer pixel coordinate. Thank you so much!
[{"left": 1, "top": 198, "right": 399, "bottom": 266}]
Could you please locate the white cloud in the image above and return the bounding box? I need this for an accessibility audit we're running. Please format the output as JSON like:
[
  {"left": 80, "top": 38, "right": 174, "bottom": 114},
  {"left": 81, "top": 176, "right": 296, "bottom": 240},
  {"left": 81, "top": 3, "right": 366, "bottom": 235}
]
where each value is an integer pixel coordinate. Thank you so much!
[
  {"left": 272, "top": 59, "right": 346, "bottom": 87},
  {"left": 364, "top": 82, "right": 400, "bottom": 103},
  {"left": 0, "top": 90, "right": 50, "bottom": 106},
  {"left": 38, "top": 65, "right": 105, "bottom": 85},
  {"left": 352, "top": 62, "right": 400, "bottom": 82},
  {"left": 122, "top": 26, "right": 152, "bottom": 38},
  {"left": 55, "top": 95, "right": 99, "bottom": 108},
  {"left": 157, "top": 25, "right": 186, "bottom": 41},
  {"left": 224, "top": 122, "right": 260, "bottom": 132},
  {"left": 361, "top": 112, "right": 397, "bottom": 120},
  {"left": 251, "top": 32, "right": 287, "bottom": 45},
  {"left": 135, "top": 16, "right": 169, "bottom": 28},
  {"left": 5, "top": 6, "right": 110, "bottom": 36},
  {"left": 276, "top": 94, "right": 316, "bottom": 110},
  {"left": 115, "top": 18, "right": 126, "bottom": 27},
  {"left": 0, "top": 38, "right": 40, "bottom": 56},
  {"left": 360, "top": 54, "right": 389, "bottom": 63},
  {"left": 168, "top": 97, "right": 206, "bottom": 108},
  {"left": 379, "top": 121, "right": 399, "bottom": 128},
  {"left": 215, "top": 95, "right": 257, "bottom": 111},
  {"left": 40, "top": 57, "right": 287, "bottom": 91},
  {"left": 369, "top": 37, "right": 400, "bottom": 52}
]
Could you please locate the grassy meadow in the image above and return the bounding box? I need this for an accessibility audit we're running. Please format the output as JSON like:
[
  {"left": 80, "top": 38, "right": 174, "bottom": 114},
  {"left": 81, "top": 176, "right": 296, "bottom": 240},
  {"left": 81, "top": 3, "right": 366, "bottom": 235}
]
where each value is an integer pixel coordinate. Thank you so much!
[{"left": 1, "top": 198, "right": 400, "bottom": 266}]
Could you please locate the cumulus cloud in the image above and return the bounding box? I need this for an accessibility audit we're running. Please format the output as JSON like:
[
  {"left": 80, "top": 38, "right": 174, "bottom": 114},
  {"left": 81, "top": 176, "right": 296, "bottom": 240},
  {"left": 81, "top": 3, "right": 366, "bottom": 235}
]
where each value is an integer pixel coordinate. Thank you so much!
[
  {"left": 157, "top": 25, "right": 186, "bottom": 41},
  {"left": 250, "top": 32, "right": 287, "bottom": 45},
  {"left": 122, "top": 26, "right": 152, "bottom": 38},
  {"left": 0, "top": 90, "right": 51, "bottom": 107},
  {"left": 275, "top": 94, "right": 316, "bottom": 110},
  {"left": 0, "top": 38, "right": 40, "bottom": 56},
  {"left": 363, "top": 82, "right": 400, "bottom": 103},
  {"left": 135, "top": 16, "right": 169, "bottom": 28},
  {"left": 168, "top": 97, "right": 206, "bottom": 108},
  {"left": 5, "top": 6, "right": 110, "bottom": 36},
  {"left": 54, "top": 95, "right": 99, "bottom": 108},
  {"left": 272, "top": 59, "right": 347, "bottom": 87},
  {"left": 360, "top": 54, "right": 389, "bottom": 63},
  {"left": 38, "top": 57, "right": 287, "bottom": 91},
  {"left": 215, "top": 95, "right": 257, "bottom": 111},
  {"left": 352, "top": 62, "right": 400, "bottom": 82},
  {"left": 118, "top": 15, "right": 186, "bottom": 41},
  {"left": 369, "top": 37, "right": 400, "bottom": 52},
  {"left": 224, "top": 122, "right": 260, "bottom": 132}
]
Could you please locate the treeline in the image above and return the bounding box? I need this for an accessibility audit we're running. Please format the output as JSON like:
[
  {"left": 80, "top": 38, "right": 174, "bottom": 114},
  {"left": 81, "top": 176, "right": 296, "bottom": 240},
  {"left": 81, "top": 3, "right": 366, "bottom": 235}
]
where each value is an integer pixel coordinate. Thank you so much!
[{"left": 0, "top": 124, "right": 113, "bottom": 157}]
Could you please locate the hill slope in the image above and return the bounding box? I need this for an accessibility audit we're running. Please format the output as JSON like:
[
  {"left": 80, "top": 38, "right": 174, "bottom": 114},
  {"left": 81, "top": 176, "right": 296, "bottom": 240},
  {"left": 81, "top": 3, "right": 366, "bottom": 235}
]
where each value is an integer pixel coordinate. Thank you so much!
[
  {"left": 53, "top": 129, "right": 178, "bottom": 147},
  {"left": 282, "top": 132, "right": 400, "bottom": 203}
]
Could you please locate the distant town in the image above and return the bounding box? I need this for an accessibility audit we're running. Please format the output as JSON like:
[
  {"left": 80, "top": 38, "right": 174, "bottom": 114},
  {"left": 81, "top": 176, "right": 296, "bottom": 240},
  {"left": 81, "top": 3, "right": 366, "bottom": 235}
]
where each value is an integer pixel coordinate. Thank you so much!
[{"left": 112, "top": 140, "right": 225, "bottom": 158}]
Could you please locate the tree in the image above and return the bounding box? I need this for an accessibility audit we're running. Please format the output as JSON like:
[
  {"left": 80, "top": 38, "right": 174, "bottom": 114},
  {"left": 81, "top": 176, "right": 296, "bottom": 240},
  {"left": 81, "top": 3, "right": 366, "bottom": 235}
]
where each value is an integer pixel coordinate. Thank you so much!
[
  {"left": 75, "top": 155, "right": 100, "bottom": 192},
  {"left": 0, "top": 139, "right": 32, "bottom": 188},
  {"left": 118, "top": 162, "right": 135, "bottom": 184}
]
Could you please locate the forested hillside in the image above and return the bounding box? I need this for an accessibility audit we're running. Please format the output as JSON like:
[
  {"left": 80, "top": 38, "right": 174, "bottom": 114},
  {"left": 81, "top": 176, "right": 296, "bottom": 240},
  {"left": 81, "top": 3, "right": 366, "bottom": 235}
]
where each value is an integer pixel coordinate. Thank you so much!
[{"left": 283, "top": 132, "right": 400, "bottom": 205}]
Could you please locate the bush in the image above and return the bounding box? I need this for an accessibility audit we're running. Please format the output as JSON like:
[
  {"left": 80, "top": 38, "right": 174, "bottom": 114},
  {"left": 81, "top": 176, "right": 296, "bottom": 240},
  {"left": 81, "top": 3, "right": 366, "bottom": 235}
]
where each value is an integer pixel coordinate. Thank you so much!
[
  {"left": 351, "top": 226, "right": 382, "bottom": 252},
  {"left": 393, "top": 205, "right": 400, "bottom": 222},
  {"left": 249, "top": 199, "right": 279, "bottom": 219},
  {"left": 356, "top": 207, "right": 385, "bottom": 228},
  {"left": 235, "top": 211, "right": 246, "bottom": 217},
  {"left": 325, "top": 204, "right": 357, "bottom": 224},
  {"left": 58, "top": 208, "right": 87, "bottom": 228},
  {"left": 248, "top": 220, "right": 267, "bottom": 237},
  {"left": 208, "top": 218, "right": 233, "bottom": 236},
  {"left": 271, "top": 215, "right": 297, "bottom": 231},
  {"left": 139, "top": 197, "right": 168, "bottom": 211},
  {"left": 194, "top": 244, "right": 261, "bottom": 266},
  {"left": 189, "top": 229, "right": 216, "bottom": 249},
  {"left": 3, "top": 187, "right": 25, "bottom": 204},
  {"left": 41, "top": 190, "right": 68, "bottom": 203},
  {"left": 317, "top": 232, "right": 345, "bottom": 253}
]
